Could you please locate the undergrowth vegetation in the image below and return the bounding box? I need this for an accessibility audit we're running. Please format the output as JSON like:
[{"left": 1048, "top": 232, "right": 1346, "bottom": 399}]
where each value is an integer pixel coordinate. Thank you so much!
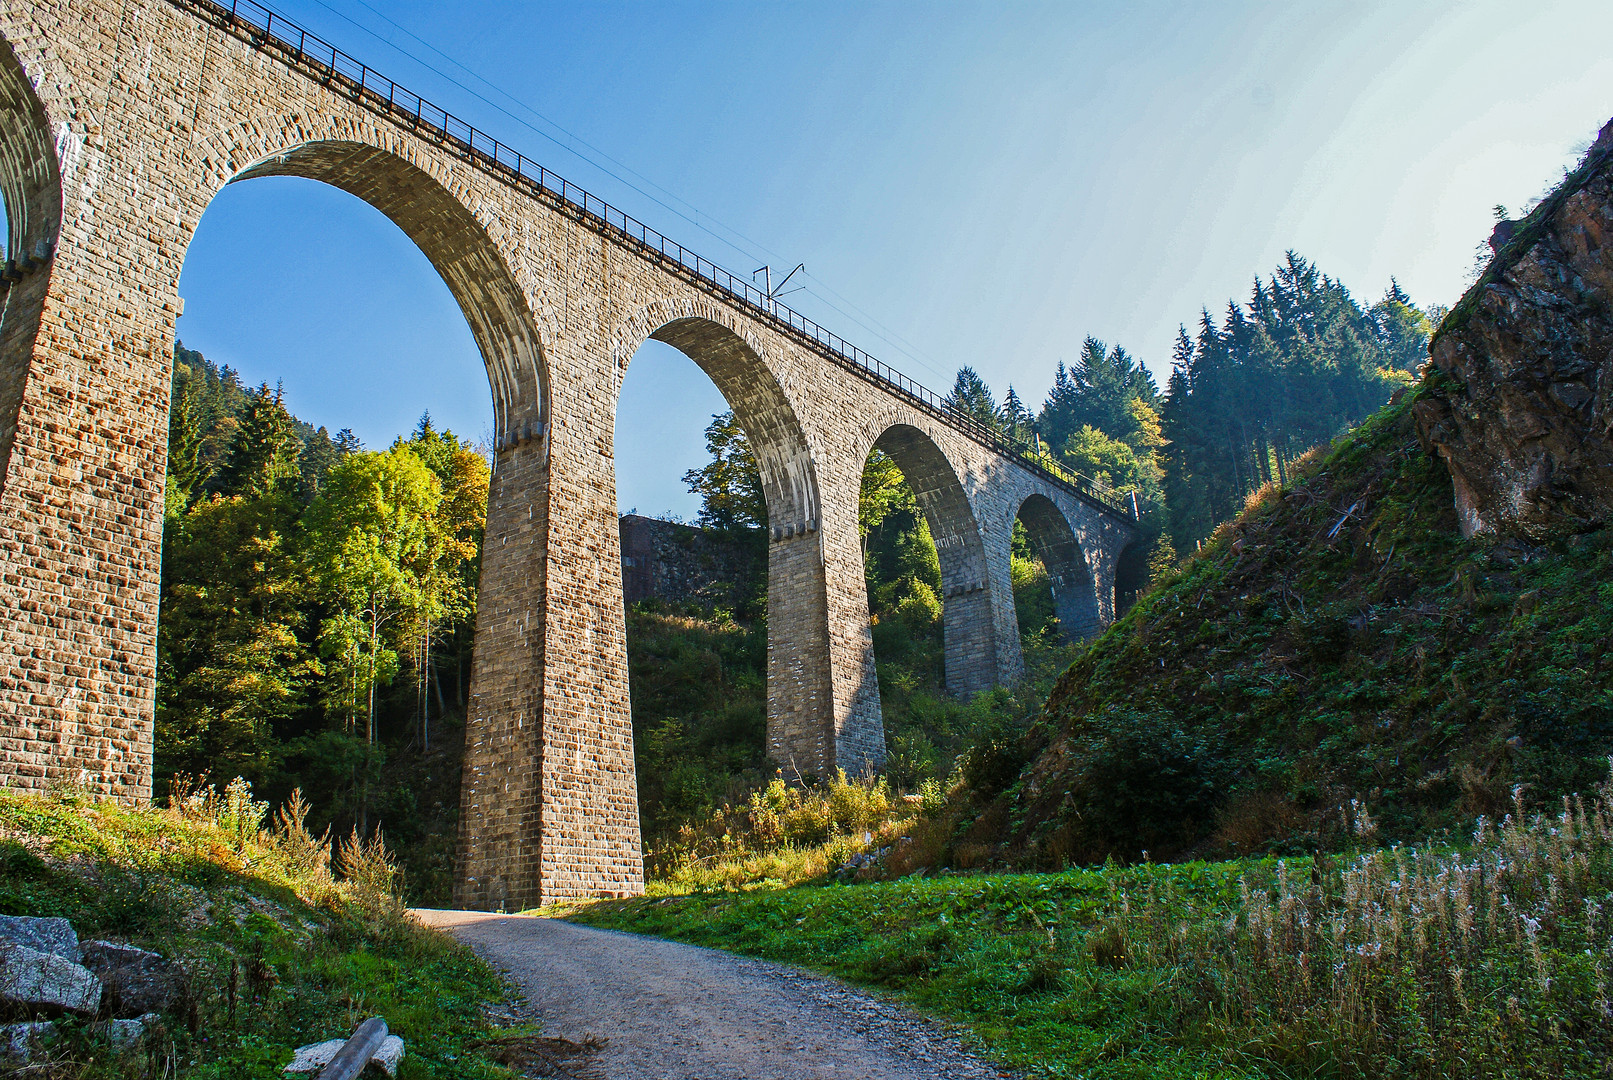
[
  {"left": 640, "top": 770, "right": 945, "bottom": 892},
  {"left": 946, "top": 391, "right": 1613, "bottom": 868},
  {"left": 0, "top": 783, "right": 521, "bottom": 1079},
  {"left": 569, "top": 773, "right": 1613, "bottom": 1079},
  {"left": 625, "top": 486, "right": 1086, "bottom": 873}
]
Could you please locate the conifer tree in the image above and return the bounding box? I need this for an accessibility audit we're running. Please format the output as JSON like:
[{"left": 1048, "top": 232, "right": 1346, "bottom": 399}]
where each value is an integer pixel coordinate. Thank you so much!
[
  {"left": 945, "top": 367, "right": 1001, "bottom": 431},
  {"left": 215, "top": 383, "right": 303, "bottom": 498},
  {"left": 166, "top": 379, "right": 208, "bottom": 510},
  {"left": 999, "top": 386, "right": 1034, "bottom": 444}
]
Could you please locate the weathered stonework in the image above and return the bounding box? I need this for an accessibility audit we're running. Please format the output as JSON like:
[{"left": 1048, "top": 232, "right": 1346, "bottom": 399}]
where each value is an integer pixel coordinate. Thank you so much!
[
  {"left": 619, "top": 515, "right": 759, "bottom": 608},
  {"left": 0, "top": 0, "right": 1138, "bottom": 908}
]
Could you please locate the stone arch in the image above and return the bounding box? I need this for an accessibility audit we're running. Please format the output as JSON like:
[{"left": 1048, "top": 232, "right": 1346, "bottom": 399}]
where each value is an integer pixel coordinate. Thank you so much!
[
  {"left": 1017, "top": 493, "right": 1101, "bottom": 640},
  {"left": 183, "top": 130, "right": 547, "bottom": 449},
  {"left": 611, "top": 300, "right": 819, "bottom": 535},
  {"left": 0, "top": 28, "right": 61, "bottom": 495},
  {"left": 869, "top": 422, "right": 997, "bottom": 696},
  {"left": 612, "top": 302, "right": 830, "bottom": 773}
]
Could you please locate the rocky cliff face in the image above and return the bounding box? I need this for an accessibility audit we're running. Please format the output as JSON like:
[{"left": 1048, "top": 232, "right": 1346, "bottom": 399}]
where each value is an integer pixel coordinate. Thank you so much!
[{"left": 1415, "top": 120, "right": 1613, "bottom": 539}]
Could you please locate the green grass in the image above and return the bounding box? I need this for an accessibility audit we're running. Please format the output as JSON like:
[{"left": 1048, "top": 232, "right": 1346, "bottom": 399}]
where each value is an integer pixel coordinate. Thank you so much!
[
  {"left": 566, "top": 777, "right": 1613, "bottom": 1079},
  {"left": 566, "top": 861, "right": 1253, "bottom": 1078},
  {"left": 0, "top": 786, "right": 524, "bottom": 1079}
]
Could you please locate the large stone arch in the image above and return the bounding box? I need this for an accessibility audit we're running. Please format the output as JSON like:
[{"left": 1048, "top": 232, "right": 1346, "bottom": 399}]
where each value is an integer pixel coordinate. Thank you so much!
[
  {"left": 0, "top": 0, "right": 1139, "bottom": 907},
  {"left": 170, "top": 125, "right": 559, "bottom": 908},
  {"left": 1017, "top": 493, "right": 1101, "bottom": 641},
  {"left": 180, "top": 129, "right": 547, "bottom": 445},
  {"left": 0, "top": 29, "right": 61, "bottom": 496},
  {"left": 611, "top": 300, "right": 832, "bottom": 774},
  {"left": 1114, "top": 538, "right": 1151, "bottom": 617},
  {"left": 865, "top": 421, "right": 998, "bottom": 697}
]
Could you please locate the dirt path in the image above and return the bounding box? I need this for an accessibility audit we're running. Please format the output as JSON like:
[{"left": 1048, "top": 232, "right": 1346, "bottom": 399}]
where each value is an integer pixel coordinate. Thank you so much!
[{"left": 415, "top": 909, "right": 1012, "bottom": 1080}]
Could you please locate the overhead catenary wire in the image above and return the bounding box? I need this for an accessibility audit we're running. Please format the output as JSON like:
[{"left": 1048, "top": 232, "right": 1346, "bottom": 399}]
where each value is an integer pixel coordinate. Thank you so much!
[{"left": 264, "top": 0, "right": 960, "bottom": 389}]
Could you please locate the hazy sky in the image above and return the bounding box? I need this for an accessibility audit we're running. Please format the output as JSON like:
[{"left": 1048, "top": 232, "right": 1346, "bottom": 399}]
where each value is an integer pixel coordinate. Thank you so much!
[{"left": 172, "top": 0, "right": 1613, "bottom": 519}]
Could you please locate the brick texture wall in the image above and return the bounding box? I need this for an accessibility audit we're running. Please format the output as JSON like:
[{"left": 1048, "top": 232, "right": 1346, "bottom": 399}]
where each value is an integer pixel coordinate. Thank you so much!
[{"left": 619, "top": 515, "right": 760, "bottom": 609}]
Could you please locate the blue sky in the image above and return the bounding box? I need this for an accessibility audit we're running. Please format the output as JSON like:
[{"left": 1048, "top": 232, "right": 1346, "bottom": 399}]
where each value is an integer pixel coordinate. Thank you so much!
[{"left": 172, "top": 0, "right": 1613, "bottom": 519}]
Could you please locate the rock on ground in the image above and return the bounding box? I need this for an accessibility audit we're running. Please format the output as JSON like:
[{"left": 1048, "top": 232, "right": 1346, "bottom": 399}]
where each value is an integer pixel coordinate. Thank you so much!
[
  {"left": 93, "top": 1013, "right": 162, "bottom": 1052},
  {"left": 80, "top": 941, "right": 187, "bottom": 1017},
  {"left": 0, "top": 941, "right": 101, "bottom": 1016},
  {"left": 1, "top": 1021, "right": 56, "bottom": 1062},
  {"left": 416, "top": 909, "right": 1013, "bottom": 1080},
  {"left": 0, "top": 916, "right": 79, "bottom": 962},
  {"left": 283, "top": 1033, "right": 405, "bottom": 1077}
]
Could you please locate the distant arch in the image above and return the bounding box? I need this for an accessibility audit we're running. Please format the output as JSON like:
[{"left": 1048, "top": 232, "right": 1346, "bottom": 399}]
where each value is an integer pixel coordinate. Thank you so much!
[
  {"left": 0, "top": 29, "right": 62, "bottom": 494},
  {"left": 1017, "top": 494, "right": 1100, "bottom": 641},
  {"left": 1115, "top": 539, "right": 1150, "bottom": 617},
  {"left": 871, "top": 423, "right": 996, "bottom": 696}
]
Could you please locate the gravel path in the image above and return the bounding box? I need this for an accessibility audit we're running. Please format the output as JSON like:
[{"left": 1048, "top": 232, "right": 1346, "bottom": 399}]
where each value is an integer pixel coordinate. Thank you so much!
[{"left": 415, "top": 909, "right": 1013, "bottom": 1080}]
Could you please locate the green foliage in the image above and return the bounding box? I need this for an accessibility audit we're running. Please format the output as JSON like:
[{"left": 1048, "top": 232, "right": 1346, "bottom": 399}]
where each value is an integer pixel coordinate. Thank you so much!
[
  {"left": 943, "top": 366, "right": 1001, "bottom": 430},
  {"left": 1038, "top": 336, "right": 1159, "bottom": 456},
  {"left": 1060, "top": 424, "right": 1145, "bottom": 490},
  {"left": 0, "top": 785, "right": 519, "bottom": 1079},
  {"left": 157, "top": 491, "right": 312, "bottom": 788},
  {"left": 856, "top": 452, "right": 1081, "bottom": 792},
  {"left": 570, "top": 775, "right": 1613, "bottom": 1079},
  {"left": 857, "top": 448, "right": 916, "bottom": 538},
  {"left": 1159, "top": 254, "right": 1429, "bottom": 550},
  {"left": 627, "top": 600, "right": 769, "bottom": 853},
  {"left": 682, "top": 410, "right": 766, "bottom": 534},
  {"left": 305, "top": 447, "right": 443, "bottom": 743},
  {"left": 215, "top": 384, "right": 303, "bottom": 499},
  {"left": 157, "top": 346, "right": 487, "bottom": 905}
]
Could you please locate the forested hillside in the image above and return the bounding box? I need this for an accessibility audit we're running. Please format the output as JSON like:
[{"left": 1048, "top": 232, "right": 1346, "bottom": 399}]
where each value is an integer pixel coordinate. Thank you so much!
[
  {"left": 932, "top": 387, "right": 1613, "bottom": 871},
  {"left": 936, "top": 253, "right": 1434, "bottom": 600}
]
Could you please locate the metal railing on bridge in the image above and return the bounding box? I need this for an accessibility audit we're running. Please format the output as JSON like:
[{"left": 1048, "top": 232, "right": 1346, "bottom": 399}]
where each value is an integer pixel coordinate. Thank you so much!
[{"left": 174, "top": 0, "right": 1139, "bottom": 524}]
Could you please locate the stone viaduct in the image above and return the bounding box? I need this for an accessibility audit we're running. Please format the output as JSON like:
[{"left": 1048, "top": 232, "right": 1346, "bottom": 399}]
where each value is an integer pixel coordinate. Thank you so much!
[{"left": 0, "top": 0, "right": 1139, "bottom": 908}]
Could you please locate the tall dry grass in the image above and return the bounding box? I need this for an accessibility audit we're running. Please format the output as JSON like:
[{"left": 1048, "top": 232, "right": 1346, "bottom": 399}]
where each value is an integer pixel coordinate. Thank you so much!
[
  {"left": 1110, "top": 769, "right": 1613, "bottom": 1075},
  {"left": 644, "top": 771, "right": 933, "bottom": 892},
  {"left": 167, "top": 776, "right": 402, "bottom": 914}
]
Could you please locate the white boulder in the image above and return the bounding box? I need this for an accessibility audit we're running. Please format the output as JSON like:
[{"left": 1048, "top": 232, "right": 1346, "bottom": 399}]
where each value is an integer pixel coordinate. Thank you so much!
[
  {"left": 0, "top": 941, "right": 101, "bottom": 1016},
  {"left": 284, "top": 1033, "right": 406, "bottom": 1077},
  {"left": 0, "top": 916, "right": 79, "bottom": 961}
]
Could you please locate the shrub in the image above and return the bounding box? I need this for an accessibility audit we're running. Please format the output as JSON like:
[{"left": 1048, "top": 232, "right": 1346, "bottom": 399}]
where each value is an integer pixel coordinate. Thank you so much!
[{"left": 1030, "top": 706, "right": 1227, "bottom": 865}]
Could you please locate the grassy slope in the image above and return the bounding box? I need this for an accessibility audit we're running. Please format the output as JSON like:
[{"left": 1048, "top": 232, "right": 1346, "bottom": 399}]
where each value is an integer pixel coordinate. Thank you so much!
[
  {"left": 958, "top": 391, "right": 1613, "bottom": 867},
  {"left": 562, "top": 392, "right": 1613, "bottom": 1079},
  {"left": 569, "top": 790, "right": 1613, "bottom": 1080},
  {"left": 0, "top": 790, "right": 521, "bottom": 1079}
]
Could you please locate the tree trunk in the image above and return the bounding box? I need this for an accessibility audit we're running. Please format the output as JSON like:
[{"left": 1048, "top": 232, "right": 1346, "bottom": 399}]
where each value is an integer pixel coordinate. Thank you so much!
[{"left": 431, "top": 653, "right": 448, "bottom": 719}]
